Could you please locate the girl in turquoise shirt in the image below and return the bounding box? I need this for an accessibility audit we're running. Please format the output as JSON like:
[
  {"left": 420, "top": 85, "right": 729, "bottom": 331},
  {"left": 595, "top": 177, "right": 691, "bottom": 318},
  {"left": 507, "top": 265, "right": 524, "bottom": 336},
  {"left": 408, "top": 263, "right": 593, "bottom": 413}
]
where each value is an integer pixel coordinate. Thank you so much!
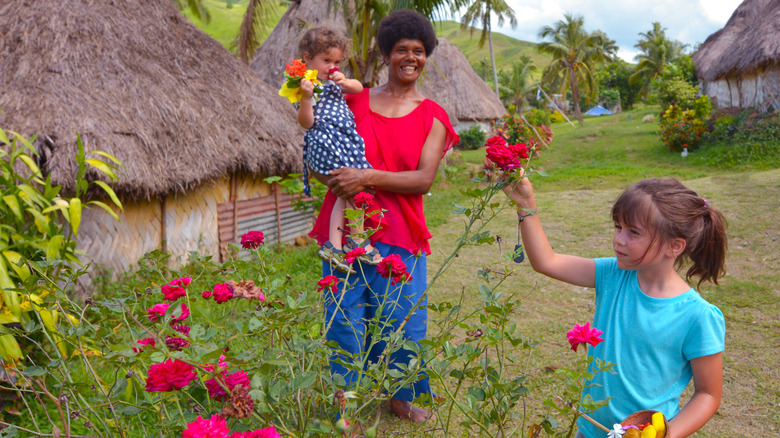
[{"left": 504, "top": 176, "right": 727, "bottom": 438}]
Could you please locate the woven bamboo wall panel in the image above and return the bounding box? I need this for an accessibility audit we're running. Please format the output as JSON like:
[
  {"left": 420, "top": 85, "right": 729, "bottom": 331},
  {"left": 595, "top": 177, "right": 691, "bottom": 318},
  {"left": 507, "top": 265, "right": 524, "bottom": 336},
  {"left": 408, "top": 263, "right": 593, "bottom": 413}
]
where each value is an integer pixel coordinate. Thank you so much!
[
  {"left": 76, "top": 198, "right": 162, "bottom": 276},
  {"left": 164, "top": 180, "right": 227, "bottom": 265}
]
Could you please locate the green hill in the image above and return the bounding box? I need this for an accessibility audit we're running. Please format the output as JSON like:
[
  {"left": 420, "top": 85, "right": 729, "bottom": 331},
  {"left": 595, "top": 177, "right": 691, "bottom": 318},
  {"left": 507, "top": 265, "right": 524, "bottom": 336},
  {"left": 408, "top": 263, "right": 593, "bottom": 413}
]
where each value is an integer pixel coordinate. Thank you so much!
[
  {"left": 183, "top": 5, "right": 549, "bottom": 76},
  {"left": 433, "top": 20, "right": 549, "bottom": 77}
]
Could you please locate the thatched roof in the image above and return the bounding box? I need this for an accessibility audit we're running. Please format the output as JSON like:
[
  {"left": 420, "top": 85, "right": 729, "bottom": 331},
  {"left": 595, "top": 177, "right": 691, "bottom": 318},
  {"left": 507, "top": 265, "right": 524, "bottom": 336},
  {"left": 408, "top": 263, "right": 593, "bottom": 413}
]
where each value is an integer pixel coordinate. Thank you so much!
[
  {"left": 0, "top": 0, "right": 302, "bottom": 201},
  {"left": 250, "top": 0, "right": 345, "bottom": 85},
  {"left": 250, "top": 2, "right": 505, "bottom": 123},
  {"left": 693, "top": 0, "right": 780, "bottom": 82}
]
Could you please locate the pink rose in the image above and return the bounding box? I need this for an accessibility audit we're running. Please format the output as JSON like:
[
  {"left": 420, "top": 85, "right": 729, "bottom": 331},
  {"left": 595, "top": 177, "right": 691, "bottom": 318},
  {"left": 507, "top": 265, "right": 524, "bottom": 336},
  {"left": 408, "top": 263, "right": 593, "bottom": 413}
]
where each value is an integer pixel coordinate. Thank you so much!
[
  {"left": 182, "top": 415, "right": 230, "bottom": 438},
  {"left": 566, "top": 322, "right": 604, "bottom": 352},
  {"left": 133, "top": 337, "right": 155, "bottom": 353},
  {"left": 161, "top": 276, "right": 192, "bottom": 301},
  {"left": 165, "top": 335, "right": 191, "bottom": 351},
  {"left": 240, "top": 231, "right": 265, "bottom": 250},
  {"left": 144, "top": 359, "right": 197, "bottom": 392},
  {"left": 212, "top": 284, "right": 233, "bottom": 304},
  {"left": 147, "top": 303, "right": 170, "bottom": 322}
]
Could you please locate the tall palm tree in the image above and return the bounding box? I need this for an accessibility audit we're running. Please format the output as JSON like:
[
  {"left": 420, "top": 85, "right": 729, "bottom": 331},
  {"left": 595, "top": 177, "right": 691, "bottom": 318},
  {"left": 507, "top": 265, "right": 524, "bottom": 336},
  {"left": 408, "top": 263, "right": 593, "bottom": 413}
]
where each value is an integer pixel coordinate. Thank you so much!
[
  {"left": 629, "top": 22, "right": 687, "bottom": 95},
  {"left": 537, "top": 13, "right": 608, "bottom": 125},
  {"left": 236, "top": 0, "right": 278, "bottom": 62},
  {"left": 499, "top": 54, "right": 536, "bottom": 109},
  {"left": 173, "top": 0, "right": 211, "bottom": 23},
  {"left": 459, "top": 0, "right": 517, "bottom": 96}
]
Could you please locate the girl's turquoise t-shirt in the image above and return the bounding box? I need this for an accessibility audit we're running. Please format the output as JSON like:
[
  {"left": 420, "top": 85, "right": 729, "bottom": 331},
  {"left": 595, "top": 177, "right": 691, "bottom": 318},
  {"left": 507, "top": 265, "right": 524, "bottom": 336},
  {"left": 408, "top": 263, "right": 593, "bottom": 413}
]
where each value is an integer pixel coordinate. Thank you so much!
[{"left": 578, "top": 257, "right": 725, "bottom": 438}]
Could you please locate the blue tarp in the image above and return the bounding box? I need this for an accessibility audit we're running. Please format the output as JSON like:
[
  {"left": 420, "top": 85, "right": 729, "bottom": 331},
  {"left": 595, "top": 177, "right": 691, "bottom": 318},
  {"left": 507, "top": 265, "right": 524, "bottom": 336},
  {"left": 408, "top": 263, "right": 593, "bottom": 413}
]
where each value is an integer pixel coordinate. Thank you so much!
[{"left": 585, "top": 105, "right": 612, "bottom": 116}]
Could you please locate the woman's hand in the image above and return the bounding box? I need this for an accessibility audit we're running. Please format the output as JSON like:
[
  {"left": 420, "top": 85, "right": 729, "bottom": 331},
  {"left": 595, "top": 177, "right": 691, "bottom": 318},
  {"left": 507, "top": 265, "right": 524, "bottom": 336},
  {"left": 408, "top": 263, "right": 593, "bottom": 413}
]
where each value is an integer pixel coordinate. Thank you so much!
[{"left": 328, "top": 167, "right": 371, "bottom": 198}]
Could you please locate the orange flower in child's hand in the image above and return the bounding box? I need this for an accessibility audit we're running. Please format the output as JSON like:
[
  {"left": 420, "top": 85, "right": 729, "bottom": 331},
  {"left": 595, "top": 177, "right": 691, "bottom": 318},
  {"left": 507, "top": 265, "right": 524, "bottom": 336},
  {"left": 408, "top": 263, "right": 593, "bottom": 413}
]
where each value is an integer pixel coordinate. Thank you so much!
[{"left": 285, "top": 59, "right": 307, "bottom": 78}]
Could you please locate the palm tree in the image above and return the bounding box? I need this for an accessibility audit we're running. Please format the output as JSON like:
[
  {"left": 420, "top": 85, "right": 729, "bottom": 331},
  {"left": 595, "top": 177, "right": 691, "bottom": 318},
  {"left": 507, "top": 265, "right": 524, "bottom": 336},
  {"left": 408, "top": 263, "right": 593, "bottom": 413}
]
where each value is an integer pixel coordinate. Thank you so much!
[
  {"left": 499, "top": 55, "right": 536, "bottom": 109},
  {"left": 236, "top": 0, "right": 277, "bottom": 62},
  {"left": 173, "top": 0, "right": 211, "bottom": 23},
  {"left": 459, "top": 0, "right": 517, "bottom": 96},
  {"left": 537, "top": 13, "right": 608, "bottom": 125},
  {"left": 629, "top": 22, "right": 687, "bottom": 95}
]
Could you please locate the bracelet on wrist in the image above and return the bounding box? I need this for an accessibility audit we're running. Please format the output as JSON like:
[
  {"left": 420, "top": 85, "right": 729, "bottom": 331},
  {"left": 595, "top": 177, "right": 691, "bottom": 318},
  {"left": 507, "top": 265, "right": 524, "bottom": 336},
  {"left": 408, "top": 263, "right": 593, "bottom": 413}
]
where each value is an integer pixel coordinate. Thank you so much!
[{"left": 517, "top": 209, "right": 537, "bottom": 223}]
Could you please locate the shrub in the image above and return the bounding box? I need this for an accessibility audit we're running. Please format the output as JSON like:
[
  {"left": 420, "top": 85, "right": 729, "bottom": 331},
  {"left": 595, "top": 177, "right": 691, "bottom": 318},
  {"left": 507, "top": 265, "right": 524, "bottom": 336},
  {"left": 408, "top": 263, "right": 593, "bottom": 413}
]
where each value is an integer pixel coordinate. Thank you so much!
[
  {"left": 656, "top": 76, "right": 698, "bottom": 114},
  {"left": 550, "top": 110, "right": 566, "bottom": 124},
  {"left": 493, "top": 113, "right": 555, "bottom": 152},
  {"left": 659, "top": 104, "right": 707, "bottom": 152},
  {"left": 455, "top": 125, "right": 487, "bottom": 150},
  {"left": 524, "top": 108, "right": 551, "bottom": 126}
]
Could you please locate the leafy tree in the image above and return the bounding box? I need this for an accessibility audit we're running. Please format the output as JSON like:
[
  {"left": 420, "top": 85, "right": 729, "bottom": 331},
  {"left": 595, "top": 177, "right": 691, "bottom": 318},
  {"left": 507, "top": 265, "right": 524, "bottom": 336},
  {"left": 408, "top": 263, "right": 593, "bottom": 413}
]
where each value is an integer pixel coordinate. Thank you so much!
[
  {"left": 459, "top": 0, "right": 517, "bottom": 95},
  {"left": 630, "top": 22, "right": 687, "bottom": 96},
  {"left": 498, "top": 55, "right": 536, "bottom": 110},
  {"left": 596, "top": 59, "right": 642, "bottom": 110},
  {"left": 537, "top": 13, "right": 609, "bottom": 125}
]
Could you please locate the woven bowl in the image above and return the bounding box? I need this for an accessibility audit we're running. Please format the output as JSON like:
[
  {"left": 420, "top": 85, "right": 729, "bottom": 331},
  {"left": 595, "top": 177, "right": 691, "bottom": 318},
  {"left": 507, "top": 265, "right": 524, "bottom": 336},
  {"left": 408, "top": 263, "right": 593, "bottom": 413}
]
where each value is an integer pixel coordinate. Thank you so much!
[{"left": 620, "top": 410, "right": 669, "bottom": 438}]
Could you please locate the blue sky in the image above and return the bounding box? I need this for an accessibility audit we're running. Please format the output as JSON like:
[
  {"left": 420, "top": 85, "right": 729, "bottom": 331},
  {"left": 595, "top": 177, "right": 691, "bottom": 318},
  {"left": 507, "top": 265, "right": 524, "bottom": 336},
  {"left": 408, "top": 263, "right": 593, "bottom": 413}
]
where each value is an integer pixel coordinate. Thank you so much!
[{"left": 456, "top": 0, "right": 743, "bottom": 62}]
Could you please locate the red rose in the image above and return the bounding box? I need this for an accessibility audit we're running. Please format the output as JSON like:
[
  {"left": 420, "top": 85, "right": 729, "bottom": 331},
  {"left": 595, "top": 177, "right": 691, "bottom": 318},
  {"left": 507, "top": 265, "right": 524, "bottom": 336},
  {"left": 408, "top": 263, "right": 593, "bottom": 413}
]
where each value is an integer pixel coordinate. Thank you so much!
[
  {"left": 344, "top": 247, "right": 367, "bottom": 264},
  {"left": 240, "top": 231, "right": 265, "bottom": 249},
  {"left": 205, "top": 370, "right": 251, "bottom": 401},
  {"left": 353, "top": 192, "right": 375, "bottom": 210},
  {"left": 212, "top": 284, "right": 233, "bottom": 304},
  {"left": 161, "top": 276, "right": 191, "bottom": 301},
  {"left": 147, "top": 303, "right": 169, "bottom": 322},
  {"left": 171, "top": 324, "right": 191, "bottom": 337},
  {"left": 486, "top": 139, "right": 525, "bottom": 171},
  {"left": 182, "top": 415, "right": 230, "bottom": 438},
  {"left": 317, "top": 275, "right": 339, "bottom": 294},
  {"left": 376, "top": 254, "right": 412, "bottom": 285},
  {"left": 144, "top": 358, "right": 197, "bottom": 392},
  {"left": 165, "top": 335, "right": 191, "bottom": 351}
]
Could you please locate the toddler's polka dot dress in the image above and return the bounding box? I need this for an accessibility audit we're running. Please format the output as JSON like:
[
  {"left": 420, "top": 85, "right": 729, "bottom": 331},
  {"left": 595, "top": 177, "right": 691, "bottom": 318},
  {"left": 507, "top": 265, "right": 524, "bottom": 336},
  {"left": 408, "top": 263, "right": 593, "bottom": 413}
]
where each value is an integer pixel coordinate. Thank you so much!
[{"left": 302, "top": 81, "right": 371, "bottom": 196}]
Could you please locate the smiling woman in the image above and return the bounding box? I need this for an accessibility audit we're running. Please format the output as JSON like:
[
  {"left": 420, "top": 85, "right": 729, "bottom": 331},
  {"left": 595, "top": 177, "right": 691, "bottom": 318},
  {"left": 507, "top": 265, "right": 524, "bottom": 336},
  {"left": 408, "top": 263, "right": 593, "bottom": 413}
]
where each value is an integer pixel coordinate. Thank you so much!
[{"left": 308, "top": 9, "right": 459, "bottom": 424}]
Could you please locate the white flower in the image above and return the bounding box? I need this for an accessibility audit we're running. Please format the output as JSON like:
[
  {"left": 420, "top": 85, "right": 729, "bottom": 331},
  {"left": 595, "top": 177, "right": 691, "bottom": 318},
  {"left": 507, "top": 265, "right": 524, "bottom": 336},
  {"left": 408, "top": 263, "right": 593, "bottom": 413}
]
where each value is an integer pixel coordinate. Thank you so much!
[{"left": 607, "top": 424, "right": 625, "bottom": 438}]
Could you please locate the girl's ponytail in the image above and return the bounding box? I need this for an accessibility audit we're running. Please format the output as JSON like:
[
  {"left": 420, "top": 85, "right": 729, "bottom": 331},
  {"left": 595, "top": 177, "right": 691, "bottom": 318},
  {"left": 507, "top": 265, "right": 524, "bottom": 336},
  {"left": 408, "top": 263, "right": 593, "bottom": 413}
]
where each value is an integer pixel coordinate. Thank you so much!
[{"left": 685, "top": 201, "right": 728, "bottom": 287}]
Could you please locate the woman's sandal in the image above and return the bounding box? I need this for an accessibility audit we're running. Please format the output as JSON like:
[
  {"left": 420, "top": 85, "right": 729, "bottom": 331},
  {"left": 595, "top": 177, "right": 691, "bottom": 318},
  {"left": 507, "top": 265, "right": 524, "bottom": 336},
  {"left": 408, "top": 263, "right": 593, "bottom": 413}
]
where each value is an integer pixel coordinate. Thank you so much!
[
  {"left": 345, "top": 237, "right": 383, "bottom": 266},
  {"left": 318, "top": 241, "right": 356, "bottom": 275}
]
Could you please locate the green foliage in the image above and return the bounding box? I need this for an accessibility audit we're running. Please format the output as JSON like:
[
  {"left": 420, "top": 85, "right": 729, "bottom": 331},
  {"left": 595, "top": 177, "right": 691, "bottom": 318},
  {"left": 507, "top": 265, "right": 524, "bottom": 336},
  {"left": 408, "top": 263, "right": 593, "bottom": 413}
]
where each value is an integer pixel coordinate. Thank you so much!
[
  {"left": 550, "top": 111, "right": 566, "bottom": 124},
  {"left": 693, "top": 112, "right": 780, "bottom": 169},
  {"left": 596, "top": 60, "right": 642, "bottom": 110},
  {"left": 0, "top": 128, "right": 122, "bottom": 362},
  {"left": 525, "top": 108, "right": 551, "bottom": 126},
  {"left": 598, "top": 88, "right": 620, "bottom": 109},
  {"left": 455, "top": 125, "right": 487, "bottom": 151},
  {"left": 658, "top": 104, "right": 707, "bottom": 152},
  {"left": 655, "top": 76, "right": 698, "bottom": 114}
]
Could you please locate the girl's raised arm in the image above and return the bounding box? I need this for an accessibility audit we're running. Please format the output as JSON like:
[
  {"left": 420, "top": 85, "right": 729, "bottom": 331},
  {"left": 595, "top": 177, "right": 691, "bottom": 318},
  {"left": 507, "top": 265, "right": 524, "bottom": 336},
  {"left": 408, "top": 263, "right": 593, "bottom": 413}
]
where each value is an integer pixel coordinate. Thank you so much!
[{"left": 504, "top": 176, "right": 596, "bottom": 288}]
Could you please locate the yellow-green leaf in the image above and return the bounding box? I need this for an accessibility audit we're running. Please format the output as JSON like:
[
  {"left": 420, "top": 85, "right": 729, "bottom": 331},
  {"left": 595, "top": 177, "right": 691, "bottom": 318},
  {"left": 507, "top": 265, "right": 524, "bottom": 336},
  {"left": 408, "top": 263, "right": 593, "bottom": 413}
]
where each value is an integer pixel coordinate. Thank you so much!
[
  {"left": 90, "top": 151, "right": 123, "bottom": 167},
  {"left": 69, "top": 198, "right": 82, "bottom": 236},
  {"left": 0, "top": 129, "right": 9, "bottom": 146},
  {"left": 8, "top": 130, "right": 34, "bottom": 154},
  {"left": 1, "top": 195, "right": 22, "bottom": 219},
  {"left": 2, "top": 251, "right": 29, "bottom": 282},
  {"left": 46, "top": 235, "right": 65, "bottom": 258},
  {"left": 92, "top": 181, "right": 123, "bottom": 210},
  {"left": 18, "top": 154, "right": 40, "bottom": 175},
  {"left": 87, "top": 200, "right": 120, "bottom": 222},
  {"left": 86, "top": 159, "right": 117, "bottom": 180},
  {"left": 27, "top": 207, "right": 51, "bottom": 235}
]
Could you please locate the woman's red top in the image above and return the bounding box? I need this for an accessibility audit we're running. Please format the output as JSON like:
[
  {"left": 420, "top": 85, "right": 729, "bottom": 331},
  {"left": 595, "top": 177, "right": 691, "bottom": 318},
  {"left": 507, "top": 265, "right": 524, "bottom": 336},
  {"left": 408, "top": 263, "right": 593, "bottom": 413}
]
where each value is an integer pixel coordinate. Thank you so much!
[{"left": 309, "top": 88, "right": 459, "bottom": 255}]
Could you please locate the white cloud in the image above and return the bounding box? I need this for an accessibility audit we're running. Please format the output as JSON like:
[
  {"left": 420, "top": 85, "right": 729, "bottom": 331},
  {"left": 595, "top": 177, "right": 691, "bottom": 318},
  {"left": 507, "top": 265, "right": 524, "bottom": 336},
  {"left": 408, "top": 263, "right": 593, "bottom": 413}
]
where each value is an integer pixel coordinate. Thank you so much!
[{"left": 457, "top": 0, "right": 743, "bottom": 62}]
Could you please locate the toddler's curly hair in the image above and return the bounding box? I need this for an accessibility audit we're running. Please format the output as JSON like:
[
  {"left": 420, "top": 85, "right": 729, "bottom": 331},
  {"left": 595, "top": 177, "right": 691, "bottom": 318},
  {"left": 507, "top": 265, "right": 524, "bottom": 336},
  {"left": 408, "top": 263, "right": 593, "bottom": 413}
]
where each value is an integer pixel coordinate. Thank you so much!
[{"left": 298, "top": 27, "right": 350, "bottom": 59}]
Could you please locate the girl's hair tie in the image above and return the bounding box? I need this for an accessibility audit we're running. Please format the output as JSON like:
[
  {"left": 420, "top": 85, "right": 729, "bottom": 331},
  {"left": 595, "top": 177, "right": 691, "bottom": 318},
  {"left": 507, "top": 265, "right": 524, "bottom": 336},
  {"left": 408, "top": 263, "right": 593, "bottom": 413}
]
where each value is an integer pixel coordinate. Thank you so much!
[{"left": 701, "top": 197, "right": 708, "bottom": 207}]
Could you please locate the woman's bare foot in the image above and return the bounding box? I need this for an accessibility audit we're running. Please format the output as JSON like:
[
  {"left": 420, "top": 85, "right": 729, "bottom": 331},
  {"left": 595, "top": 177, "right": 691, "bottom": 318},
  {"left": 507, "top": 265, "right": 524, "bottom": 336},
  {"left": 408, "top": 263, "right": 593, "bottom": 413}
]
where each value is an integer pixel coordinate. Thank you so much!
[{"left": 389, "top": 398, "right": 435, "bottom": 423}]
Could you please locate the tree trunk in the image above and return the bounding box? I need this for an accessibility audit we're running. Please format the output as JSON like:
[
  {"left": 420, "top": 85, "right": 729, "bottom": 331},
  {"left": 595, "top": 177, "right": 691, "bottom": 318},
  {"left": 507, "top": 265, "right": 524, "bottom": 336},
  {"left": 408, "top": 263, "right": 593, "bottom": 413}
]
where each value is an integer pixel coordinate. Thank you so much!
[
  {"left": 489, "top": 23, "right": 499, "bottom": 96},
  {"left": 570, "top": 67, "right": 583, "bottom": 125}
]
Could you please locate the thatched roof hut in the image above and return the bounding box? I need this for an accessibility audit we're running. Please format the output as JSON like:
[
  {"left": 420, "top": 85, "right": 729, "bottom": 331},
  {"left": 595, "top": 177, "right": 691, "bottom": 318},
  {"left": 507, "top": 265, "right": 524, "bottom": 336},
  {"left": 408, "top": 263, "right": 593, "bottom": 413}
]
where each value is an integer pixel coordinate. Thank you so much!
[
  {"left": 692, "top": 0, "right": 780, "bottom": 112},
  {"left": 0, "top": 0, "right": 311, "bottom": 277},
  {"left": 250, "top": 1, "right": 505, "bottom": 131}
]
